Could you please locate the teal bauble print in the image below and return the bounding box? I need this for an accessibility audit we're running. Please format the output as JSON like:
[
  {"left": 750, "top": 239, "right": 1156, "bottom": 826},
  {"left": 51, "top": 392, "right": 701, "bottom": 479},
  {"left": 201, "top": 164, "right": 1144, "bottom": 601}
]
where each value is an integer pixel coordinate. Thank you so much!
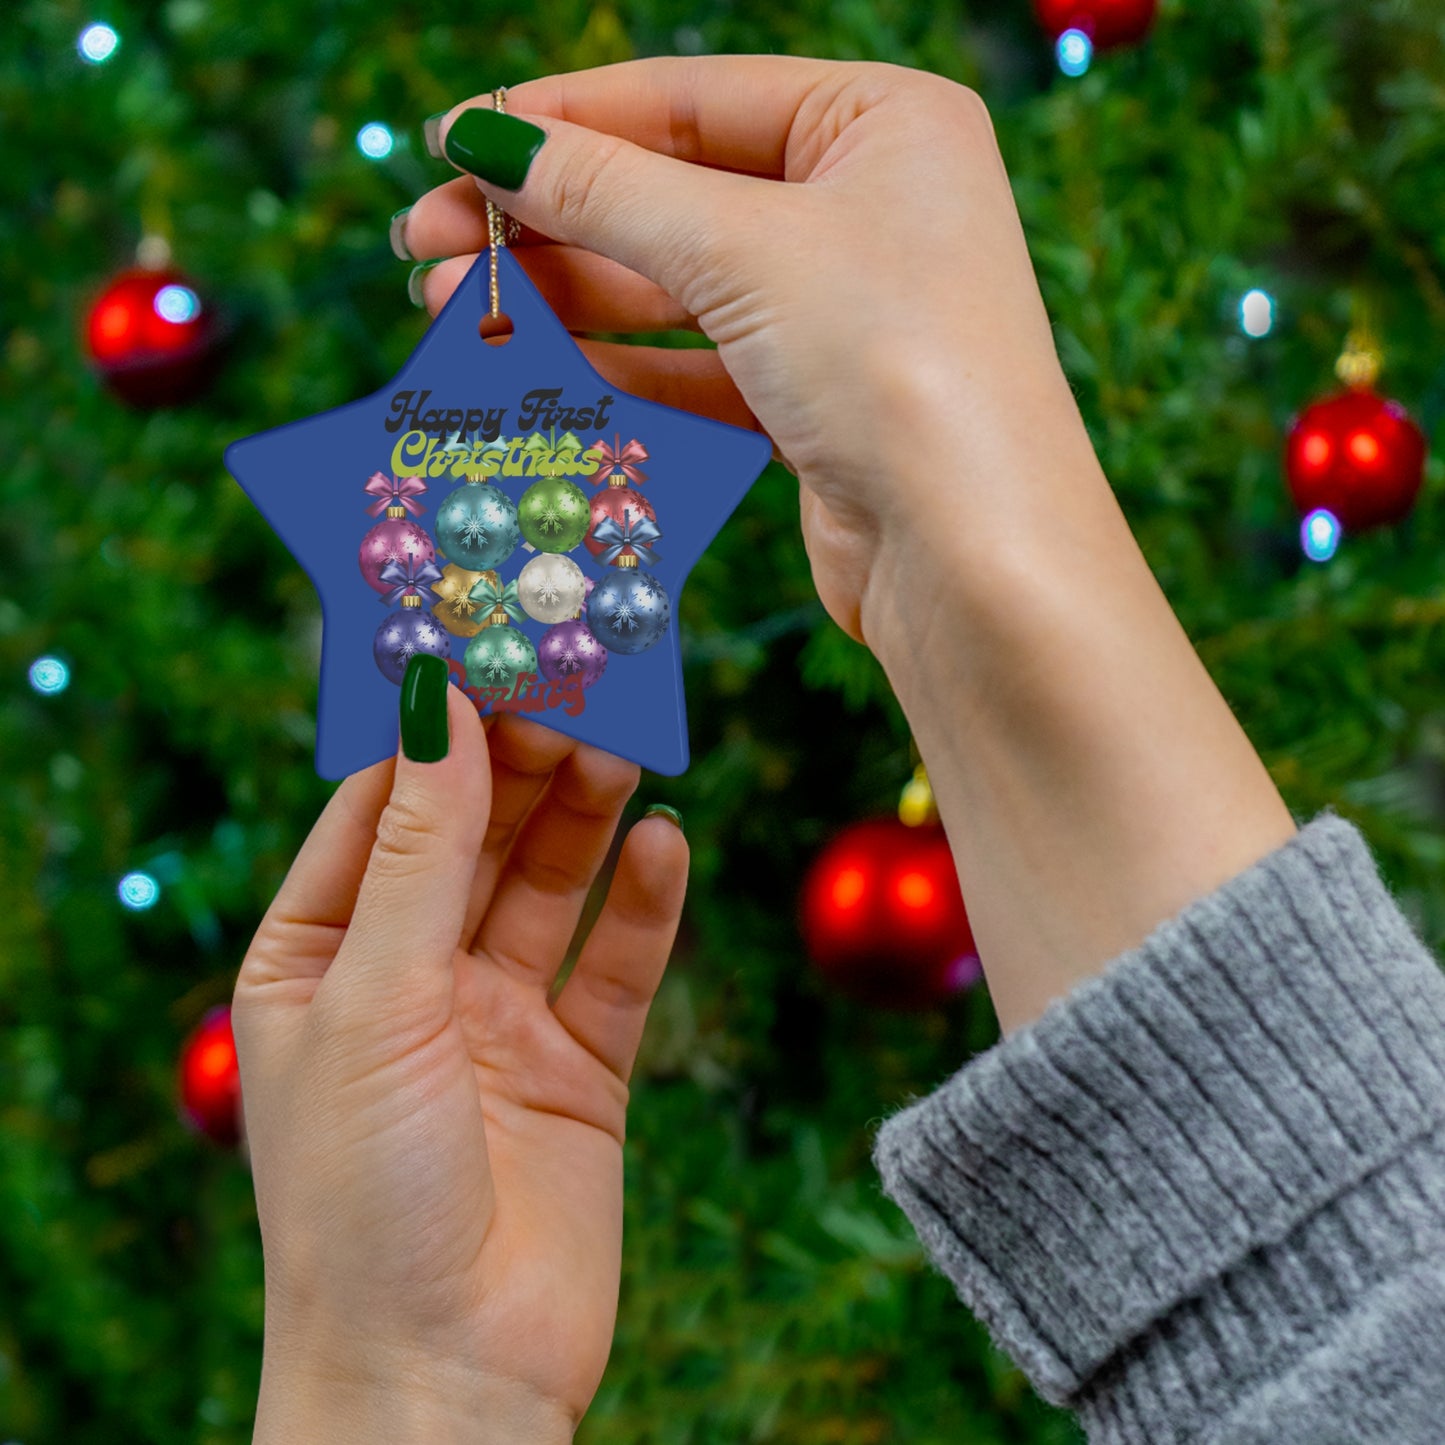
[
  {"left": 464, "top": 624, "right": 539, "bottom": 691},
  {"left": 435, "top": 480, "right": 520, "bottom": 570}
]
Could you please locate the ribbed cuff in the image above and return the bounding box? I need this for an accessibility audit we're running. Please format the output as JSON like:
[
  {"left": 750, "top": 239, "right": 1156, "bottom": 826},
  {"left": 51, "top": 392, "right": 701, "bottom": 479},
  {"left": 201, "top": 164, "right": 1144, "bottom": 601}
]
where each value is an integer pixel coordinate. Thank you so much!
[{"left": 871, "top": 812, "right": 1445, "bottom": 1417}]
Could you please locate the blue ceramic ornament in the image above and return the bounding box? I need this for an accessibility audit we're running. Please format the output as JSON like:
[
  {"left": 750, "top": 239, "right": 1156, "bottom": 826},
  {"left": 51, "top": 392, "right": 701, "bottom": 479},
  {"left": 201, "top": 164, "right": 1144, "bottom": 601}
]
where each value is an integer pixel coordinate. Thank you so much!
[{"left": 225, "top": 249, "right": 771, "bottom": 778}]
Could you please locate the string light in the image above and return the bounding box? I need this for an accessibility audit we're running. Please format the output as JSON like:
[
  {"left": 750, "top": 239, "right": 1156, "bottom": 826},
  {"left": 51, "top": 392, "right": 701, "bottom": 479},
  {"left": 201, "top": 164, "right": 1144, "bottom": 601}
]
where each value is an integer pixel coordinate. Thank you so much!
[
  {"left": 356, "top": 122, "right": 394, "bottom": 159},
  {"left": 153, "top": 284, "right": 201, "bottom": 324},
  {"left": 1057, "top": 29, "right": 1093, "bottom": 76},
  {"left": 1240, "top": 289, "right": 1275, "bottom": 338},
  {"left": 1301, "top": 508, "right": 1341, "bottom": 563},
  {"left": 28, "top": 657, "right": 70, "bottom": 695},
  {"left": 118, "top": 872, "right": 160, "bottom": 910},
  {"left": 78, "top": 22, "right": 119, "bottom": 64}
]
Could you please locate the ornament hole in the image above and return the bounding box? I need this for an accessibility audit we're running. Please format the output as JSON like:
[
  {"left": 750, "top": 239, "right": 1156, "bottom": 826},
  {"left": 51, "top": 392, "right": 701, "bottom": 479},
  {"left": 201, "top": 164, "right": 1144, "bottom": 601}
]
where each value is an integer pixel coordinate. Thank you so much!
[{"left": 479, "top": 312, "right": 515, "bottom": 346}]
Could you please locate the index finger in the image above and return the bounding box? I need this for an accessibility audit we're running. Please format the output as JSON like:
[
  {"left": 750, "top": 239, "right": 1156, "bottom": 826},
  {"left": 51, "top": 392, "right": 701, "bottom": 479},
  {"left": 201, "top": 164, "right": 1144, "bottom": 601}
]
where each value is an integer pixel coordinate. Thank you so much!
[{"left": 463, "top": 55, "right": 852, "bottom": 179}]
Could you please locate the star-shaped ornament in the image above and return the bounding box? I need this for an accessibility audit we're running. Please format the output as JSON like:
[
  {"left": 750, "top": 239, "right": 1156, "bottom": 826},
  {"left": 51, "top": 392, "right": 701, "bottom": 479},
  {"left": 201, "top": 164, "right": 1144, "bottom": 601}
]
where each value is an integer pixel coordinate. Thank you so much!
[{"left": 226, "top": 249, "right": 771, "bottom": 778}]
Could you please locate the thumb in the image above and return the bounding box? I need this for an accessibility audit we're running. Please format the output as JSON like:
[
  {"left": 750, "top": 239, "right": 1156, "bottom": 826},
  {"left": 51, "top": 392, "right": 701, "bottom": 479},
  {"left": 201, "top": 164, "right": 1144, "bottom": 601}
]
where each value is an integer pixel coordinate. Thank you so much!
[
  {"left": 438, "top": 101, "right": 766, "bottom": 318},
  {"left": 321, "top": 658, "right": 491, "bottom": 1029}
]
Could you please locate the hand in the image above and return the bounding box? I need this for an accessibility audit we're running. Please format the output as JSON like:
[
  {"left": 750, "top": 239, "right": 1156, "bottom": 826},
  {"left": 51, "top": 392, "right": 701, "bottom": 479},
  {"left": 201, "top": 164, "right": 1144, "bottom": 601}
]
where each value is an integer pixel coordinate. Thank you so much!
[
  {"left": 403, "top": 59, "right": 1296, "bottom": 1036},
  {"left": 234, "top": 693, "right": 688, "bottom": 1442},
  {"left": 402, "top": 56, "right": 1094, "bottom": 644}
]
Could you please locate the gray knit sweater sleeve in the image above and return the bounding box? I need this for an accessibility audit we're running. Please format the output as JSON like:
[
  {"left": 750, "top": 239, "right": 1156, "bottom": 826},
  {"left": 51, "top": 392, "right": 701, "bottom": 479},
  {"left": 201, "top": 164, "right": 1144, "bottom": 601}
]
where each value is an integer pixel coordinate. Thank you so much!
[{"left": 871, "top": 811, "right": 1445, "bottom": 1443}]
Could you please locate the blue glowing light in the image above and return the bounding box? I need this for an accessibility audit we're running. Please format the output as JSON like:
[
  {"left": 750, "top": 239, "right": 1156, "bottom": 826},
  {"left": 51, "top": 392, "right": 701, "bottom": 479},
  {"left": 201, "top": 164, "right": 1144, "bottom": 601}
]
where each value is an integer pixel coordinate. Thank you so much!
[
  {"left": 118, "top": 871, "right": 161, "bottom": 910},
  {"left": 1240, "top": 288, "right": 1275, "bottom": 338},
  {"left": 1301, "top": 508, "right": 1341, "bottom": 563},
  {"left": 357, "top": 123, "right": 395, "bottom": 159},
  {"left": 154, "top": 284, "right": 201, "bottom": 324},
  {"left": 1057, "top": 29, "right": 1093, "bottom": 77},
  {"left": 28, "top": 657, "right": 70, "bottom": 695},
  {"left": 78, "top": 23, "right": 120, "bottom": 64}
]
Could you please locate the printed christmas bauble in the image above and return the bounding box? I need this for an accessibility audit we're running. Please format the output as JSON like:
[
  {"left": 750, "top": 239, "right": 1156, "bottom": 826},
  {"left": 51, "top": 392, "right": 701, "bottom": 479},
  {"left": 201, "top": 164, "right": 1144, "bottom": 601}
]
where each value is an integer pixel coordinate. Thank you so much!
[
  {"left": 432, "top": 563, "right": 493, "bottom": 638},
  {"left": 518, "top": 477, "right": 591, "bottom": 553},
  {"left": 538, "top": 619, "right": 609, "bottom": 688},
  {"left": 1285, "top": 388, "right": 1427, "bottom": 533},
  {"left": 585, "top": 486, "right": 658, "bottom": 562},
  {"left": 586, "top": 568, "right": 671, "bottom": 655},
  {"left": 800, "top": 818, "right": 980, "bottom": 1011},
  {"left": 373, "top": 607, "right": 452, "bottom": 685},
  {"left": 464, "top": 625, "right": 540, "bottom": 691},
  {"left": 518, "top": 553, "right": 588, "bottom": 624},
  {"left": 435, "top": 481, "right": 520, "bottom": 570},
  {"left": 359, "top": 517, "right": 436, "bottom": 593}
]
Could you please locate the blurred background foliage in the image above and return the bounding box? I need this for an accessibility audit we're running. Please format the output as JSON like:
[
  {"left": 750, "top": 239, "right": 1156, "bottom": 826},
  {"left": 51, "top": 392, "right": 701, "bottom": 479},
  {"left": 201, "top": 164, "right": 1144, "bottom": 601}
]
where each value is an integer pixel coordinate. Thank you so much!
[{"left": 4, "top": 0, "right": 1445, "bottom": 1440}]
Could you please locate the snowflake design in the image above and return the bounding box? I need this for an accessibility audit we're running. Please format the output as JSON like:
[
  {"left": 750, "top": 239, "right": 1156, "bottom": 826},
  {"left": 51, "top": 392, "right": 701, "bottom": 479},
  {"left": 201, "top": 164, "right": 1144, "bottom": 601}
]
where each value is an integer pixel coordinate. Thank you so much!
[
  {"left": 555, "top": 644, "right": 582, "bottom": 674},
  {"left": 608, "top": 597, "right": 639, "bottom": 632},
  {"left": 398, "top": 638, "right": 418, "bottom": 661},
  {"left": 535, "top": 580, "right": 562, "bottom": 608},
  {"left": 479, "top": 654, "right": 513, "bottom": 684},
  {"left": 636, "top": 577, "right": 658, "bottom": 602},
  {"left": 460, "top": 516, "right": 491, "bottom": 547},
  {"left": 448, "top": 592, "right": 477, "bottom": 618},
  {"left": 537, "top": 504, "right": 566, "bottom": 534}
]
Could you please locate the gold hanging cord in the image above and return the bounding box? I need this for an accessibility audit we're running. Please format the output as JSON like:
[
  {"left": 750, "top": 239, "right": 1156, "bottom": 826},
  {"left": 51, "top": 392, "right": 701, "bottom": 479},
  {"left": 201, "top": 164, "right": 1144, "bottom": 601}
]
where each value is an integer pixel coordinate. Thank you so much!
[{"left": 485, "top": 88, "right": 522, "bottom": 321}]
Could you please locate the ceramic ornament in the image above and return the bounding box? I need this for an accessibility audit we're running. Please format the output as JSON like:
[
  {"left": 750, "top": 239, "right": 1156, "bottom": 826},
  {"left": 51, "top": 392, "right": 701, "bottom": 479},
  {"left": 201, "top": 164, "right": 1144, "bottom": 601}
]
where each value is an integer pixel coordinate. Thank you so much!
[{"left": 225, "top": 249, "right": 771, "bottom": 778}]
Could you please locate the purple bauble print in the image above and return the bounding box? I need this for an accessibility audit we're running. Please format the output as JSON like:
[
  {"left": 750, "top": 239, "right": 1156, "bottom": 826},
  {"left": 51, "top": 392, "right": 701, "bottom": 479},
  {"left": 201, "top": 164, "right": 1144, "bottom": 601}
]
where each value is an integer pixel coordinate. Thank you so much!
[
  {"left": 359, "top": 518, "right": 436, "bottom": 593},
  {"left": 373, "top": 607, "right": 451, "bottom": 684},
  {"left": 537, "top": 618, "right": 608, "bottom": 689}
]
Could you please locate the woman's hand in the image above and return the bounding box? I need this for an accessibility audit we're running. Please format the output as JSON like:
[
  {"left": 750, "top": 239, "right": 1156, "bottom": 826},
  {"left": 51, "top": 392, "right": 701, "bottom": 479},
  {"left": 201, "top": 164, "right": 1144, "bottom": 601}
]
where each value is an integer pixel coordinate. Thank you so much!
[
  {"left": 234, "top": 685, "right": 687, "bottom": 1443},
  {"left": 403, "top": 59, "right": 1295, "bottom": 1035},
  {"left": 402, "top": 56, "right": 1094, "bottom": 644}
]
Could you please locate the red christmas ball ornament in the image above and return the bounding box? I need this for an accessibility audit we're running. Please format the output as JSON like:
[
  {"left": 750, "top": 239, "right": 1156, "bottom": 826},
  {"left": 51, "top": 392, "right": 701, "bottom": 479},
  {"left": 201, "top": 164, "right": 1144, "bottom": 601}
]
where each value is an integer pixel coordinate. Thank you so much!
[
  {"left": 1285, "top": 388, "right": 1427, "bottom": 533},
  {"left": 178, "top": 1005, "right": 242, "bottom": 1147},
  {"left": 1034, "top": 0, "right": 1157, "bottom": 49},
  {"left": 585, "top": 486, "right": 658, "bottom": 562},
  {"left": 800, "top": 818, "right": 980, "bottom": 1011},
  {"left": 85, "top": 267, "right": 220, "bottom": 407}
]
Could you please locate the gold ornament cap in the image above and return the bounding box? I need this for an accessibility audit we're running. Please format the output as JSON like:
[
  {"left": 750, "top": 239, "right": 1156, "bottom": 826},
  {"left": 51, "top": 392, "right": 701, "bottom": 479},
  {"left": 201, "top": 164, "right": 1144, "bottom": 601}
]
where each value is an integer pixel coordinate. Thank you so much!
[
  {"left": 386, "top": 503, "right": 407, "bottom": 519},
  {"left": 617, "top": 553, "right": 639, "bottom": 569},
  {"left": 898, "top": 765, "right": 939, "bottom": 827},
  {"left": 401, "top": 593, "right": 421, "bottom": 609},
  {"left": 1335, "top": 330, "right": 1383, "bottom": 390}
]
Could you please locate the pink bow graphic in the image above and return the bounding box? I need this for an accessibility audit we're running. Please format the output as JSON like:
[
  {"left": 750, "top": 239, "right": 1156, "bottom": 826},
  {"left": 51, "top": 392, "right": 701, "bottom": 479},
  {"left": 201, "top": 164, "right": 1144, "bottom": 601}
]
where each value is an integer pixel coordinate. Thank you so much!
[
  {"left": 595, "top": 435, "right": 649, "bottom": 486},
  {"left": 363, "top": 471, "right": 428, "bottom": 517}
]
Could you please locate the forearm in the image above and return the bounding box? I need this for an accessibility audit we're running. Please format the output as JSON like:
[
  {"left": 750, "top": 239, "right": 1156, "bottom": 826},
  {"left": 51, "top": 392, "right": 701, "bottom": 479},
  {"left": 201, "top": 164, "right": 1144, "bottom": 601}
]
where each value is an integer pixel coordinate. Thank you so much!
[{"left": 859, "top": 380, "right": 1296, "bottom": 1034}]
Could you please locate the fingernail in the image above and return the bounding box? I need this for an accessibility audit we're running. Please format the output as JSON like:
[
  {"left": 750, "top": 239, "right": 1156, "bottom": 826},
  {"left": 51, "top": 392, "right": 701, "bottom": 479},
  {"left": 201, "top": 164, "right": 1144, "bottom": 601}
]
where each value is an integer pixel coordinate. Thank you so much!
[
  {"left": 423, "top": 112, "right": 447, "bottom": 159},
  {"left": 644, "top": 803, "right": 684, "bottom": 834},
  {"left": 389, "top": 206, "right": 413, "bottom": 261},
  {"left": 400, "top": 653, "right": 450, "bottom": 762},
  {"left": 443, "top": 107, "right": 546, "bottom": 192},
  {"left": 407, "top": 259, "right": 443, "bottom": 308}
]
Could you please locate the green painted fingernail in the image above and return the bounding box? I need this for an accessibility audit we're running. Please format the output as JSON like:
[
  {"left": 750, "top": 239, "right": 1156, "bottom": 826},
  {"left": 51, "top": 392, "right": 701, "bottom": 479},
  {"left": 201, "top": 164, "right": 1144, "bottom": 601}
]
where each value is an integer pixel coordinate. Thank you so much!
[
  {"left": 443, "top": 106, "right": 546, "bottom": 191},
  {"left": 389, "top": 206, "right": 413, "bottom": 261},
  {"left": 400, "top": 653, "right": 449, "bottom": 762},
  {"left": 407, "top": 259, "right": 443, "bottom": 308},
  {"left": 644, "top": 804, "right": 684, "bottom": 834},
  {"left": 423, "top": 112, "right": 446, "bottom": 159}
]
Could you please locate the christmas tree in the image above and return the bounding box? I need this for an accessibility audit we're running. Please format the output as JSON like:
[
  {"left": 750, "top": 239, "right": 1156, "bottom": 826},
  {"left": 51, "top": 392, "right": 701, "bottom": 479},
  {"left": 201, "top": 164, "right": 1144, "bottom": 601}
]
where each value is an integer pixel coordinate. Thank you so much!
[{"left": 4, "top": 1, "right": 1443, "bottom": 1441}]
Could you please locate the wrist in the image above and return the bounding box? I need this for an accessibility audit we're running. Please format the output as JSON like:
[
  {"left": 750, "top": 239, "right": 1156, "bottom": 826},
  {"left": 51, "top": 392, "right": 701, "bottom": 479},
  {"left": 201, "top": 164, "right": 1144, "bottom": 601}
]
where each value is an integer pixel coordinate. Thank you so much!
[
  {"left": 857, "top": 356, "right": 1122, "bottom": 675},
  {"left": 254, "top": 1348, "right": 575, "bottom": 1445}
]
